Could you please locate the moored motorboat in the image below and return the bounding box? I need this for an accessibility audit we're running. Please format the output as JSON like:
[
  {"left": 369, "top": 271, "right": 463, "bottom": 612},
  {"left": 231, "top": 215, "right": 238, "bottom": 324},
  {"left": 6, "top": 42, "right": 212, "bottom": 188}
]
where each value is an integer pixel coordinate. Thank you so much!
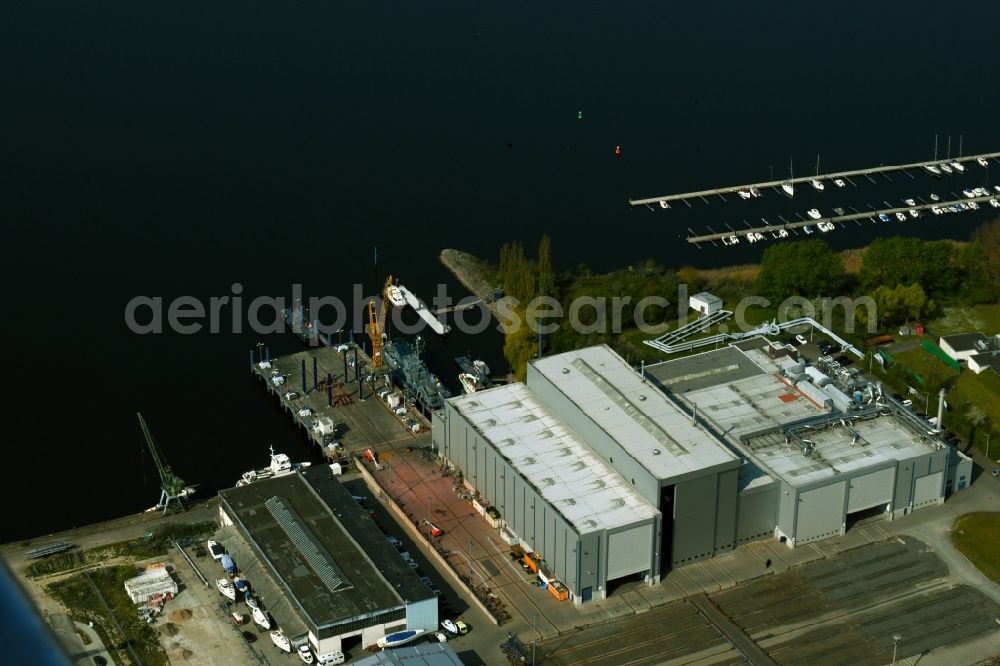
[
  {"left": 659, "top": 200, "right": 670, "bottom": 209},
  {"left": 298, "top": 646, "right": 315, "bottom": 664},
  {"left": 237, "top": 446, "right": 311, "bottom": 487},
  {"left": 388, "top": 285, "right": 406, "bottom": 307},
  {"left": 977, "top": 157, "right": 989, "bottom": 168},
  {"left": 811, "top": 179, "right": 825, "bottom": 191},
  {"left": 895, "top": 212, "right": 907, "bottom": 221},
  {"left": 924, "top": 164, "right": 942, "bottom": 176},
  {"left": 879, "top": 213, "right": 891, "bottom": 222},
  {"left": 909, "top": 209, "right": 920, "bottom": 219},
  {"left": 807, "top": 208, "right": 822, "bottom": 220},
  {"left": 738, "top": 188, "right": 752, "bottom": 199},
  {"left": 940, "top": 163, "right": 953, "bottom": 174},
  {"left": 833, "top": 178, "right": 846, "bottom": 188},
  {"left": 950, "top": 161, "right": 965, "bottom": 172},
  {"left": 750, "top": 186, "right": 762, "bottom": 198}
]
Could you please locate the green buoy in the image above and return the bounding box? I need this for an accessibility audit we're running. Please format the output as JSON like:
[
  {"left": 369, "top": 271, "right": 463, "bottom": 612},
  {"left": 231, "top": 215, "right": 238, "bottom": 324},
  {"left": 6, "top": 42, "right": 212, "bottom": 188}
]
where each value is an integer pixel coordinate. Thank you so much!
[{"left": 577, "top": 110, "right": 583, "bottom": 120}]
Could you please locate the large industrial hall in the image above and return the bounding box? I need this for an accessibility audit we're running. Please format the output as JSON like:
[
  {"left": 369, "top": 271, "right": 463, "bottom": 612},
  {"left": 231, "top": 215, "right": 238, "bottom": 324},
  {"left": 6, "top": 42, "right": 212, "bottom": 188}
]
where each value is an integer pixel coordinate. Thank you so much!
[
  {"left": 432, "top": 342, "right": 971, "bottom": 604},
  {"left": 217, "top": 467, "right": 437, "bottom": 656}
]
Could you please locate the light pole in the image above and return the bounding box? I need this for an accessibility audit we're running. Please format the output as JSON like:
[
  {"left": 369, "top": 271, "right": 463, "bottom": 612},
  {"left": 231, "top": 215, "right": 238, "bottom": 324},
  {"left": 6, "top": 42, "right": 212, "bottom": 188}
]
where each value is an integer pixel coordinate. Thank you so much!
[
  {"left": 986, "top": 433, "right": 991, "bottom": 459},
  {"left": 924, "top": 392, "right": 930, "bottom": 414},
  {"left": 891, "top": 634, "right": 901, "bottom": 666},
  {"left": 426, "top": 496, "right": 431, "bottom": 524}
]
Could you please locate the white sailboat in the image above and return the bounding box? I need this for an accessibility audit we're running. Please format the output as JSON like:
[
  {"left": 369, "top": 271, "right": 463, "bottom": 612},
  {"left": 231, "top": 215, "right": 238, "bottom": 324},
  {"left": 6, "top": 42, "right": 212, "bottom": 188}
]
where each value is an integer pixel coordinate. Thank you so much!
[
  {"left": 270, "top": 630, "right": 292, "bottom": 653},
  {"left": 810, "top": 155, "right": 824, "bottom": 191},
  {"left": 781, "top": 158, "right": 795, "bottom": 198},
  {"left": 252, "top": 606, "right": 271, "bottom": 630}
]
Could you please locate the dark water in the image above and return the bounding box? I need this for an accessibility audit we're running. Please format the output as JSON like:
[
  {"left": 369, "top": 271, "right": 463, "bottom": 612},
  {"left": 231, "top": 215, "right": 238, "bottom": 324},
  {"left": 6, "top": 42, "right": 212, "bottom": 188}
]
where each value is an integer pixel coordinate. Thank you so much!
[{"left": 2, "top": 1, "right": 998, "bottom": 541}]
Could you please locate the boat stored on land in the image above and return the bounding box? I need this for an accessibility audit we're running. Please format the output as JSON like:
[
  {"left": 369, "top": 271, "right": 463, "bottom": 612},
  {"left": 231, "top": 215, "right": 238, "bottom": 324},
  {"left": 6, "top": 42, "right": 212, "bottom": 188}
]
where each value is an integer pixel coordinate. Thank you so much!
[
  {"left": 271, "top": 631, "right": 291, "bottom": 653},
  {"left": 216, "top": 579, "right": 236, "bottom": 601},
  {"left": 252, "top": 606, "right": 270, "bottom": 629},
  {"left": 376, "top": 629, "right": 425, "bottom": 649}
]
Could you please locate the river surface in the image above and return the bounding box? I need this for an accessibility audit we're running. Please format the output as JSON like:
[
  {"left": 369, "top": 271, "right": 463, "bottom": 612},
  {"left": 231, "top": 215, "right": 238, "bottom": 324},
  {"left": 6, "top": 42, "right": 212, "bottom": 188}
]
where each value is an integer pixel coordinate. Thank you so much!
[{"left": 2, "top": 1, "right": 998, "bottom": 541}]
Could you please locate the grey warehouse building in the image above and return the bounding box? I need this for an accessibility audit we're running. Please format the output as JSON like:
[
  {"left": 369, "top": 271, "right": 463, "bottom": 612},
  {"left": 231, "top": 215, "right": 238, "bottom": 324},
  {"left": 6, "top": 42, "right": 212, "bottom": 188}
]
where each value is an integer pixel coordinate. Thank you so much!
[
  {"left": 433, "top": 342, "right": 971, "bottom": 604},
  {"left": 438, "top": 382, "right": 660, "bottom": 603},
  {"left": 218, "top": 467, "right": 437, "bottom": 656},
  {"left": 647, "top": 340, "right": 969, "bottom": 549}
]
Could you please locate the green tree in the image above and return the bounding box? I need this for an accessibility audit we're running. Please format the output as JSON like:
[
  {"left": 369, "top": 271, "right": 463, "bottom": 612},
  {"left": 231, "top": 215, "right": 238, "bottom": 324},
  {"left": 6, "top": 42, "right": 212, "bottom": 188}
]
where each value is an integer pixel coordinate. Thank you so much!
[
  {"left": 860, "top": 237, "right": 962, "bottom": 297},
  {"left": 503, "top": 316, "right": 536, "bottom": 382},
  {"left": 867, "top": 283, "right": 935, "bottom": 328},
  {"left": 537, "top": 234, "right": 555, "bottom": 297},
  {"left": 754, "top": 239, "right": 845, "bottom": 302},
  {"left": 973, "top": 217, "right": 1000, "bottom": 299}
]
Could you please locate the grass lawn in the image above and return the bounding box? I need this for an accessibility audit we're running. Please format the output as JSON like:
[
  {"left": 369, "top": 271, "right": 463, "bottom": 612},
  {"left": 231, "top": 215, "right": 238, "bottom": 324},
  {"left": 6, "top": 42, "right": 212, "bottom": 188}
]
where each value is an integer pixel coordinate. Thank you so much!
[
  {"left": 951, "top": 512, "right": 1000, "bottom": 586},
  {"left": 927, "top": 304, "right": 1000, "bottom": 337}
]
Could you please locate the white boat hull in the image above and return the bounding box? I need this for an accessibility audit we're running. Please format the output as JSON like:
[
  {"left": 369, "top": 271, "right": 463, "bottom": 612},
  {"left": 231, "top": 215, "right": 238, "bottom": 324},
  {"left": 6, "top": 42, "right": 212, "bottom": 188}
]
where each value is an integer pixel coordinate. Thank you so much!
[
  {"left": 252, "top": 606, "right": 271, "bottom": 630},
  {"left": 271, "top": 631, "right": 291, "bottom": 653},
  {"left": 216, "top": 579, "right": 236, "bottom": 601}
]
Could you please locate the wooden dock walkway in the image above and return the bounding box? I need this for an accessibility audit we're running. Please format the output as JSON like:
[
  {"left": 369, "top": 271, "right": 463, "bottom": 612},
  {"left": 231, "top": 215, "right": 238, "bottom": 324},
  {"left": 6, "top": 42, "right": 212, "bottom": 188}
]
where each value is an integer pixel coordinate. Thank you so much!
[
  {"left": 629, "top": 152, "right": 1000, "bottom": 207},
  {"left": 685, "top": 195, "right": 998, "bottom": 245}
]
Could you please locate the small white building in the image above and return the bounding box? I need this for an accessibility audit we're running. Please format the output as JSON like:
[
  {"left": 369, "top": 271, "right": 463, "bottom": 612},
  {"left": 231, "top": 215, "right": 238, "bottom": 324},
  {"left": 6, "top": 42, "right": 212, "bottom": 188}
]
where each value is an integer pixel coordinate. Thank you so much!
[
  {"left": 938, "top": 333, "right": 990, "bottom": 363},
  {"left": 124, "top": 566, "right": 177, "bottom": 604},
  {"left": 968, "top": 352, "right": 1000, "bottom": 375},
  {"left": 689, "top": 292, "right": 723, "bottom": 316}
]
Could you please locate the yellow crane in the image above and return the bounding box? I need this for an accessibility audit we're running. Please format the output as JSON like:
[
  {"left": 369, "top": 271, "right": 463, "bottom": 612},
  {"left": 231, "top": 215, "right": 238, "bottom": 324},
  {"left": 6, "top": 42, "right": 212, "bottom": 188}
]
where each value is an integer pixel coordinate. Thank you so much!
[{"left": 368, "top": 275, "right": 395, "bottom": 368}]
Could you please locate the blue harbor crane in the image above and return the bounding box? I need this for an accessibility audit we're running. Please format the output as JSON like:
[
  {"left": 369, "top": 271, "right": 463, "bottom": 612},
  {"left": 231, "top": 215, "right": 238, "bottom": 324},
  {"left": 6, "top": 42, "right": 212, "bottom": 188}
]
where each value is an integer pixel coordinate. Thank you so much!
[{"left": 137, "top": 412, "right": 193, "bottom": 515}]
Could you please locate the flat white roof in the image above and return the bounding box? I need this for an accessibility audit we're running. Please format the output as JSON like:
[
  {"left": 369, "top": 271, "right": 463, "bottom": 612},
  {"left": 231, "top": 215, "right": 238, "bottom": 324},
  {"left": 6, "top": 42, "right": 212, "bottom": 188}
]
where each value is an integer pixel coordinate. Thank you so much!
[
  {"left": 744, "top": 413, "right": 944, "bottom": 487},
  {"left": 530, "top": 345, "right": 737, "bottom": 481},
  {"left": 664, "top": 344, "right": 944, "bottom": 487},
  {"left": 449, "top": 383, "right": 658, "bottom": 534},
  {"left": 690, "top": 291, "right": 722, "bottom": 305}
]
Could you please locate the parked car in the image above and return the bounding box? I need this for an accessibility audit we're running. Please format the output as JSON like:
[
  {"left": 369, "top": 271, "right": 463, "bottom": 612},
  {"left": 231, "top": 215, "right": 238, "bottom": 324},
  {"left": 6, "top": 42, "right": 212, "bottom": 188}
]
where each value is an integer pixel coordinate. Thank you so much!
[
  {"left": 795, "top": 334, "right": 808, "bottom": 346},
  {"left": 428, "top": 631, "right": 448, "bottom": 643},
  {"left": 991, "top": 468, "right": 1000, "bottom": 478},
  {"left": 817, "top": 341, "right": 832, "bottom": 353},
  {"left": 385, "top": 535, "right": 402, "bottom": 547}
]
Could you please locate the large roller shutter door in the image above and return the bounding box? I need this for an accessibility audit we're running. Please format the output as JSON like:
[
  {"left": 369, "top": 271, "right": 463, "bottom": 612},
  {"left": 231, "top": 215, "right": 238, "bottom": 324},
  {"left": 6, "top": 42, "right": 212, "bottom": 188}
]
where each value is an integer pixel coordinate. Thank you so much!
[
  {"left": 847, "top": 468, "right": 894, "bottom": 513},
  {"left": 913, "top": 473, "right": 943, "bottom": 509},
  {"left": 607, "top": 525, "right": 651, "bottom": 580},
  {"left": 796, "top": 482, "right": 845, "bottom": 544}
]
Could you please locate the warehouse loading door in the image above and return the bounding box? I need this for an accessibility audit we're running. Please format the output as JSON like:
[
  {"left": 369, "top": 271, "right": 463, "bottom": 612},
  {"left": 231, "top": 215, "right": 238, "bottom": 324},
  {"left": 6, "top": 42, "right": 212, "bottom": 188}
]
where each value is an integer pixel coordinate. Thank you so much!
[
  {"left": 607, "top": 525, "right": 651, "bottom": 580},
  {"left": 795, "top": 482, "right": 845, "bottom": 545},
  {"left": 847, "top": 468, "right": 894, "bottom": 513},
  {"left": 913, "top": 472, "right": 943, "bottom": 509}
]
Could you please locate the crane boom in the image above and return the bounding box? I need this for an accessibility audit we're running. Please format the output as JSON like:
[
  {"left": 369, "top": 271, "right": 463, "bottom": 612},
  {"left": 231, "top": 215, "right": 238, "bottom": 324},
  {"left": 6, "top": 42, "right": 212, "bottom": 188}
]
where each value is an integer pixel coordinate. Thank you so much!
[
  {"left": 137, "top": 412, "right": 189, "bottom": 514},
  {"left": 368, "top": 275, "right": 395, "bottom": 368}
]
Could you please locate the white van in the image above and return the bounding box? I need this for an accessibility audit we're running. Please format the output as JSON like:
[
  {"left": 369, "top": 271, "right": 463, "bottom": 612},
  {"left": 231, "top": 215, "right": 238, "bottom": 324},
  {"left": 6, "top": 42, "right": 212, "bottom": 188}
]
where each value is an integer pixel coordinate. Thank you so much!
[{"left": 316, "top": 651, "right": 345, "bottom": 665}]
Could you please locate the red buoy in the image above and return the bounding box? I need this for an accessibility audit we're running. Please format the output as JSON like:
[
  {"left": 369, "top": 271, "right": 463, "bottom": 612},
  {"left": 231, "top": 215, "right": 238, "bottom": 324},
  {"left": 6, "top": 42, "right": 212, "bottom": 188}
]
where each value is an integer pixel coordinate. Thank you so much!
[{"left": 614, "top": 145, "right": 622, "bottom": 156}]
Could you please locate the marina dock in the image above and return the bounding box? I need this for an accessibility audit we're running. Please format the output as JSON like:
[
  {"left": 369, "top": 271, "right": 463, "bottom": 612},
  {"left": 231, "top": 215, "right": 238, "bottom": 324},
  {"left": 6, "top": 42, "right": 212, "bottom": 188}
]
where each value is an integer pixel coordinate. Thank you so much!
[
  {"left": 629, "top": 152, "right": 1000, "bottom": 207},
  {"left": 251, "top": 344, "right": 428, "bottom": 461},
  {"left": 684, "top": 194, "right": 998, "bottom": 245}
]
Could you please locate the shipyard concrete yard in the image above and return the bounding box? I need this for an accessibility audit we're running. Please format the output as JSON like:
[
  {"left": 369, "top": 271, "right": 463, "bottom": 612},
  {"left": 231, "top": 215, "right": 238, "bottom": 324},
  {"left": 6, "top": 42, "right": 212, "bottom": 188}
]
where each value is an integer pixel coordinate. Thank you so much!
[{"left": 538, "top": 537, "right": 1000, "bottom": 666}]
